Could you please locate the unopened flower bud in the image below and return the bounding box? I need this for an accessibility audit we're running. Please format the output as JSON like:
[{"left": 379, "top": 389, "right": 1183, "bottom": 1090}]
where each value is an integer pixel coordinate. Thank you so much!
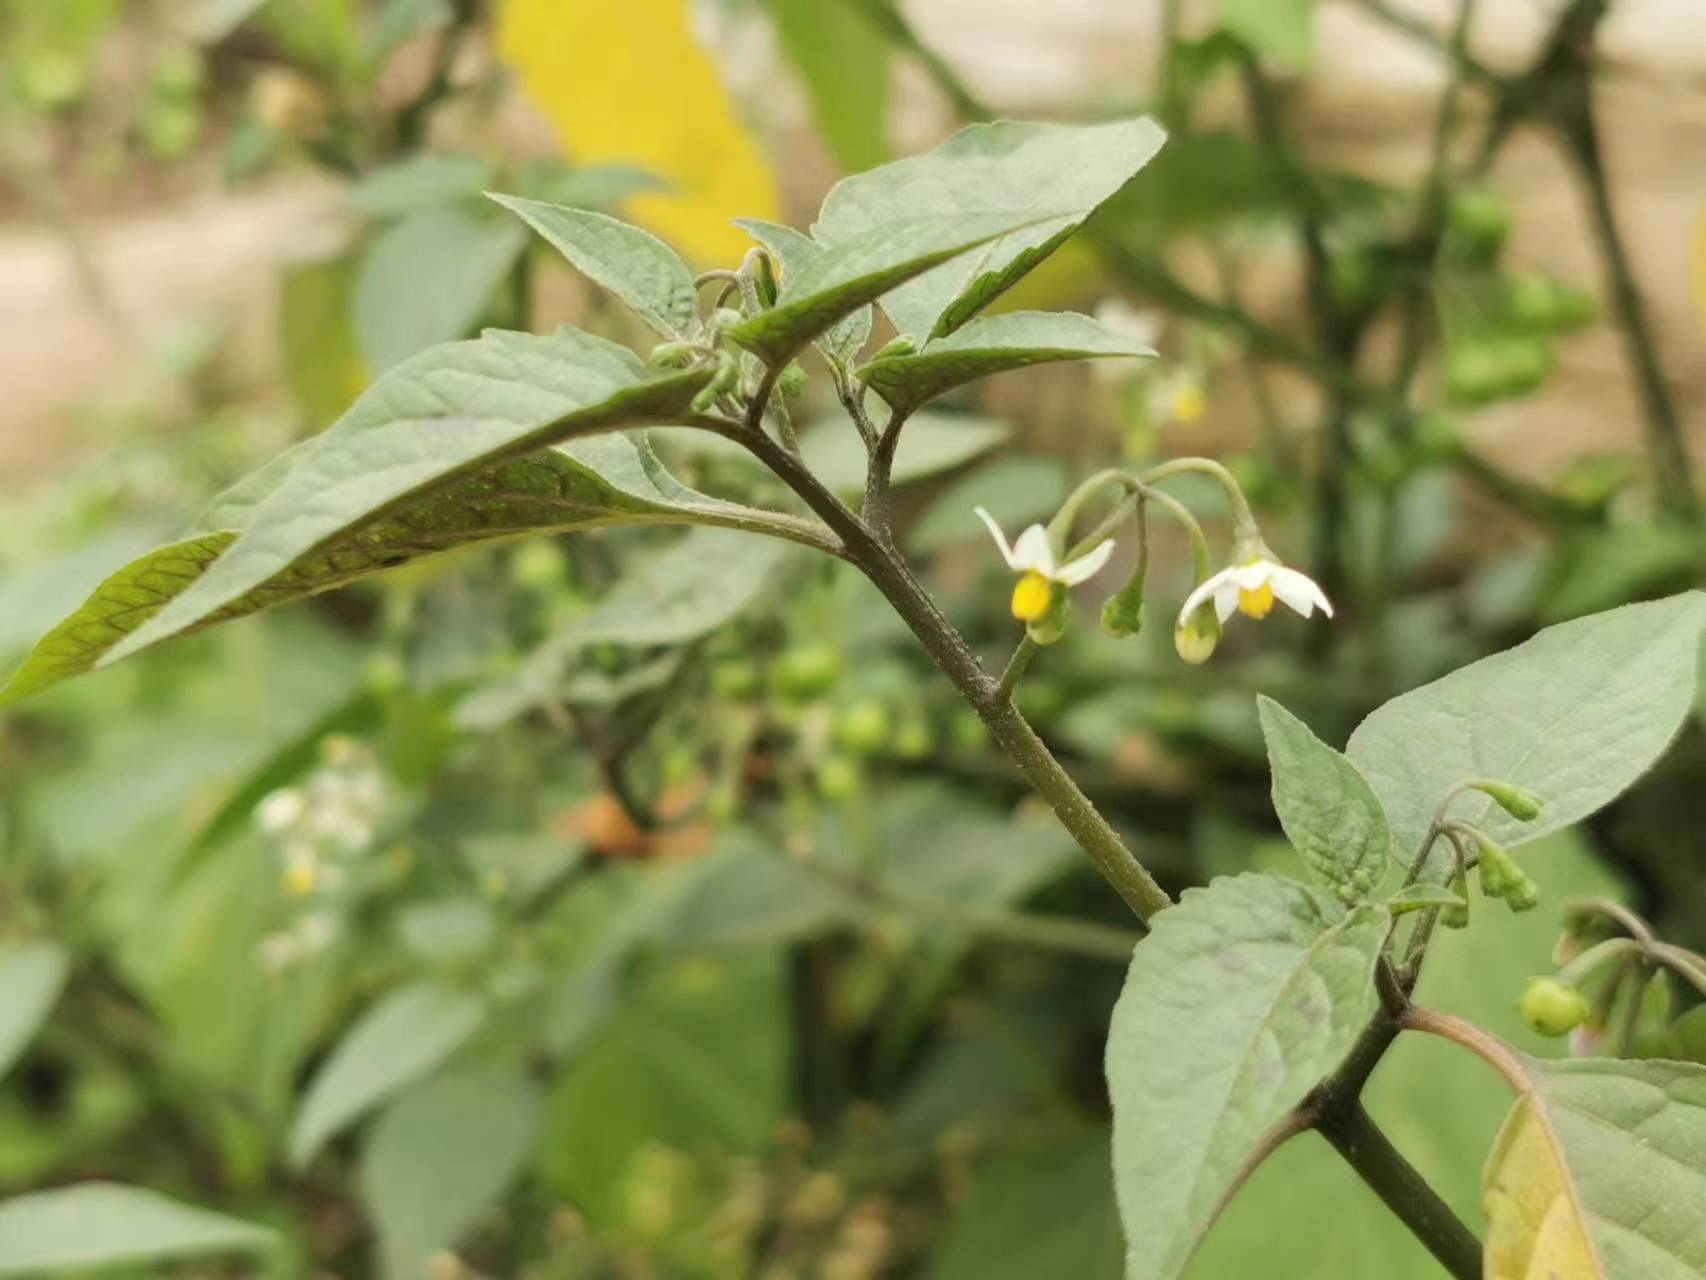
[
  {"left": 1519, "top": 976, "right": 1587, "bottom": 1037},
  {"left": 1100, "top": 572, "right": 1146, "bottom": 639},
  {"left": 1173, "top": 602, "right": 1220, "bottom": 665},
  {"left": 648, "top": 340, "right": 698, "bottom": 369},
  {"left": 1441, "top": 869, "right": 1470, "bottom": 930},
  {"left": 1472, "top": 780, "right": 1543, "bottom": 823},
  {"left": 1503, "top": 871, "right": 1540, "bottom": 913},
  {"left": 776, "top": 361, "right": 808, "bottom": 399}
]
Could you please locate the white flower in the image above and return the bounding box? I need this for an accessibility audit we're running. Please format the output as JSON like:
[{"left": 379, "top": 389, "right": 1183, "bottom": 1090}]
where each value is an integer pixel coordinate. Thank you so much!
[
  {"left": 976, "top": 507, "right": 1115, "bottom": 622},
  {"left": 1178, "top": 556, "right": 1333, "bottom": 627},
  {"left": 255, "top": 787, "right": 306, "bottom": 836}
]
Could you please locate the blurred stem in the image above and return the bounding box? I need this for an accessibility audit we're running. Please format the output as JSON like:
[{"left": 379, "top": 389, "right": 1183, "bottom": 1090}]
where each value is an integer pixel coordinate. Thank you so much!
[{"left": 849, "top": 0, "right": 992, "bottom": 120}]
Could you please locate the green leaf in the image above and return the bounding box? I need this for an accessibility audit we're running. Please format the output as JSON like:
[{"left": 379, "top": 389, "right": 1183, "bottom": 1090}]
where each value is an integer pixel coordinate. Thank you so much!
[
  {"left": 929, "top": 1133, "right": 1123, "bottom": 1280},
  {"left": 1346, "top": 593, "right": 1706, "bottom": 873},
  {"left": 1386, "top": 883, "right": 1467, "bottom": 915},
  {"left": 280, "top": 251, "right": 369, "bottom": 426},
  {"left": 799, "top": 410, "right": 1008, "bottom": 494},
  {"left": 355, "top": 208, "right": 527, "bottom": 371},
  {"left": 2, "top": 431, "right": 816, "bottom": 706},
  {"left": 1257, "top": 696, "right": 1390, "bottom": 904},
  {"left": 366, "top": 0, "right": 453, "bottom": 67},
  {"left": 813, "top": 117, "right": 1166, "bottom": 342},
  {"left": 347, "top": 152, "right": 495, "bottom": 218},
  {"left": 0, "top": 942, "right": 69, "bottom": 1081},
  {"left": 857, "top": 310, "right": 1154, "bottom": 416},
  {"left": 289, "top": 979, "right": 485, "bottom": 1168},
  {"left": 360, "top": 1059, "right": 542, "bottom": 1280},
  {"left": 90, "top": 328, "right": 716, "bottom": 674},
  {"left": 488, "top": 194, "right": 699, "bottom": 339},
  {"left": 0, "top": 1184, "right": 274, "bottom": 1275},
  {"left": 733, "top": 216, "right": 873, "bottom": 367},
  {"left": 908, "top": 453, "right": 1070, "bottom": 554},
  {"left": 1218, "top": 0, "right": 1316, "bottom": 68},
  {"left": 1106, "top": 873, "right": 1388, "bottom": 1280},
  {"left": 767, "top": 0, "right": 889, "bottom": 173},
  {"left": 727, "top": 211, "right": 1059, "bottom": 367},
  {"left": 1484, "top": 1056, "right": 1706, "bottom": 1279}
]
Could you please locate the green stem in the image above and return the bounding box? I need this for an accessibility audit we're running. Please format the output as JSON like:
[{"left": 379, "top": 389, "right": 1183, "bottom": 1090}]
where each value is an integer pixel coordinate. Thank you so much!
[
  {"left": 707, "top": 414, "right": 1172, "bottom": 922},
  {"left": 1139, "top": 457, "right": 1258, "bottom": 536},
  {"left": 996, "top": 636, "right": 1039, "bottom": 703}
]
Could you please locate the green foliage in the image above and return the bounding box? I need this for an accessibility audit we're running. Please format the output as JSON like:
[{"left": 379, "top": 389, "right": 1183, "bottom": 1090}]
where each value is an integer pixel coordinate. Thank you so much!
[
  {"left": 857, "top": 310, "right": 1155, "bottom": 416},
  {"left": 1107, "top": 874, "right": 1388, "bottom": 1279},
  {"left": 289, "top": 980, "right": 486, "bottom": 1168},
  {"left": 1347, "top": 593, "right": 1706, "bottom": 869},
  {"left": 0, "top": 943, "right": 68, "bottom": 1081},
  {"left": 1257, "top": 697, "right": 1390, "bottom": 904},
  {"left": 0, "top": 1184, "right": 273, "bottom": 1275},
  {"left": 766, "top": 0, "right": 890, "bottom": 173},
  {"left": 1484, "top": 1057, "right": 1706, "bottom": 1278}
]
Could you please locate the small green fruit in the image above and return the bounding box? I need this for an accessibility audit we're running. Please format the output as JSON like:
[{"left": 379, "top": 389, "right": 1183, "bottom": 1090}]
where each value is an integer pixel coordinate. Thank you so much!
[
  {"left": 815, "top": 754, "right": 861, "bottom": 801},
  {"left": 833, "top": 699, "right": 891, "bottom": 755},
  {"left": 772, "top": 645, "right": 841, "bottom": 701},
  {"left": 710, "top": 661, "right": 761, "bottom": 700},
  {"left": 1519, "top": 976, "right": 1588, "bottom": 1037}
]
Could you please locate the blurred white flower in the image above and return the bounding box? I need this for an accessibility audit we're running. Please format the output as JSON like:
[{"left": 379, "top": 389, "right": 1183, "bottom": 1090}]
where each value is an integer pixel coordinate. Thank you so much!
[{"left": 1179, "top": 556, "right": 1333, "bottom": 626}]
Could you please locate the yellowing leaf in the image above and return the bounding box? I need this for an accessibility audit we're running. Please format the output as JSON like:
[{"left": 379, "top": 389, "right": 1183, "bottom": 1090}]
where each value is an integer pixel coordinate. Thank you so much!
[
  {"left": 1482, "top": 1094, "right": 1597, "bottom": 1280},
  {"left": 497, "top": 0, "right": 778, "bottom": 265}
]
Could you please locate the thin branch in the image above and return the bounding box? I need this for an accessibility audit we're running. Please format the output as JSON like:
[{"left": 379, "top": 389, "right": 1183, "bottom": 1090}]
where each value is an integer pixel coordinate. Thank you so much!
[
  {"left": 1353, "top": 0, "right": 1503, "bottom": 90},
  {"left": 996, "top": 636, "right": 1039, "bottom": 703},
  {"left": 1399, "top": 1005, "right": 1530, "bottom": 1092}
]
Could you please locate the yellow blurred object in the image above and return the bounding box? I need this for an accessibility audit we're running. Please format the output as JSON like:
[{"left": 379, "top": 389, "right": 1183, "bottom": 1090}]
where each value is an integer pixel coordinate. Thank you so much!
[
  {"left": 1482, "top": 1093, "right": 1597, "bottom": 1279},
  {"left": 497, "top": 0, "right": 779, "bottom": 265},
  {"left": 1695, "top": 207, "right": 1706, "bottom": 336}
]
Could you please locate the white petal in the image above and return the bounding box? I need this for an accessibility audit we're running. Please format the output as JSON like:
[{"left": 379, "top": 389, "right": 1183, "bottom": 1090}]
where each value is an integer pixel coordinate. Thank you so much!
[
  {"left": 1011, "top": 524, "right": 1057, "bottom": 575},
  {"left": 1214, "top": 583, "right": 1241, "bottom": 623},
  {"left": 1056, "top": 538, "right": 1115, "bottom": 585},
  {"left": 975, "top": 507, "right": 1019, "bottom": 569},
  {"left": 1269, "top": 566, "right": 1334, "bottom": 619},
  {"left": 1178, "top": 567, "right": 1236, "bottom": 625},
  {"left": 1227, "top": 560, "right": 1279, "bottom": 589}
]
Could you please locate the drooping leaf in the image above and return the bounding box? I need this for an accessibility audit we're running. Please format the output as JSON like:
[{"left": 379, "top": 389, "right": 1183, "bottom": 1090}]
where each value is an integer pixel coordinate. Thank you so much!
[
  {"left": 89, "top": 329, "right": 716, "bottom": 673},
  {"left": 1, "top": 433, "right": 817, "bottom": 705},
  {"left": 347, "top": 152, "right": 495, "bottom": 218},
  {"left": 1346, "top": 593, "right": 1706, "bottom": 872},
  {"left": 0, "top": 1184, "right": 274, "bottom": 1275},
  {"left": 289, "top": 980, "right": 485, "bottom": 1168},
  {"left": 726, "top": 211, "right": 1064, "bottom": 367},
  {"left": 355, "top": 209, "right": 528, "bottom": 370},
  {"left": 495, "top": 0, "right": 780, "bottom": 264},
  {"left": 766, "top": 0, "right": 889, "bottom": 174},
  {"left": 1257, "top": 696, "right": 1390, "bottom": 904},
  {"left": 0, "top": 942, "right": 69, "bottom": 1081},
  {"left": 1106, "top": 873, "right": 1388, "bottom": 1280},
  {"left": 857, "top": 310, "right": 1154, "bottom": 416},
  {"left": 733, "top": 216, "right": 873, "bottom": 367},
  {"left": 812, "top": 117, "right": 1166, "bottom": 342},
  {"left": 488, "top": 195, "right": 700, "bottom": 339},
  {"left": 360, "top": 1059, "right": 542, "bottom": 1280},
  {"left": 1483, "top": 1056, "right": 1706, "bottom": 1279}
]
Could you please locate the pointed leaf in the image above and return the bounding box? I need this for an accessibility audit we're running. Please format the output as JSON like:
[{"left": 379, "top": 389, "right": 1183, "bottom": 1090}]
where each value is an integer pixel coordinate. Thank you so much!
[
  {"left": 1386, "top": 883, "right": 1468, "bottom": 915},
  {"left": 1257, "top": 696, "right": 1391, "bottom": 904},
  {"left": 489, "top": 195, "right": 699, "bottom": 339},
  {"left": 0, "top": 942, "right": 69, "bottom": 1081},
  {"left": 800, "top": 410, "right": 1007, "bottom": 494},
  {"left": 726, "top": 211, "right": 1058, "bottom": 367},
  {"left": 813, "top": 117, "right": 1166, "bottom": 342},
  {"left": 734, "top": 217, "right": 873, "bottom": 367},
  {"left": 1106, "top": 873, "right": 1387, "bottom": 1280},
  {"left": 1484, "top": 1056, "right": 1706, "bottom": 1279},
  {"left": 360, "top": 1059, "right": 542, "bottom": 1280},
  {"left": 857, "top": 310, "right": 1154, "bottom": 416},
  {"left": 766, "top": 0, "right": 889, "bottom": 174},
  {"left": 1346, "top": 593, "right": 1706, "bottom": 873},
  {"left": 91, "top": 329, "right": 713, "bottom": 672},
  {"left": 289, "top": 980, "right": 485, "bottom": 1168},
  {"left": 0, "top": 1184, "right": 273, "bottom": 1275},
  {"left": 2, "top": 433, "right": 818, "bottom": 705}
]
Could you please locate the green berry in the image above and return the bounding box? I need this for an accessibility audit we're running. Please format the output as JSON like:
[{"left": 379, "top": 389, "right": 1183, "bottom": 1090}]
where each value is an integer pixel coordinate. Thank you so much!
[
  {"left": 833, "top": 699, "right": 891, "bottom": 756},
  {"left": 948, "top": 711, "right": 989, "bottom": 752},
  {"left": 893, "top": 721, "right": 932, "bottom": 761},
  {"left": 1447, "top": 187, "right": 1512, "bottom": 255},
  {"left": 815, "top": 754, "right": 861, "bottom": 801},
  {"left": 772, "top": 645, "right": 841, "bottom": 701},
  {"left": 710, "top": 661, "right": 761, "bottom": 700},
  {"left": 1519, "top": 977, "right": 1588, "bottom": 1037}
]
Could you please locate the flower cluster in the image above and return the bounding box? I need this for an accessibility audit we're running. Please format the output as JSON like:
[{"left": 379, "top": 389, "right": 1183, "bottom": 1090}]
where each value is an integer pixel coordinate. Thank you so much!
[{"left": 253, "top": 735, "right": 388, "bottom": 899}]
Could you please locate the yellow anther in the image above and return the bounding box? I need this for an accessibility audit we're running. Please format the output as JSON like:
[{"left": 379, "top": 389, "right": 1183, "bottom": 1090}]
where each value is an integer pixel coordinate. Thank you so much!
[
  {"left": 1172, "top": 383, "right": 1206, "bottom": 425},
  {"left": 1237, "top": 580, "right": 1275, "bottom": 619},
  {"left": 283, "top": 861, "right": 317, "bottom": 896},
  {"left": 1010, "top": 571, "right": 1053, "bottom": 621}
]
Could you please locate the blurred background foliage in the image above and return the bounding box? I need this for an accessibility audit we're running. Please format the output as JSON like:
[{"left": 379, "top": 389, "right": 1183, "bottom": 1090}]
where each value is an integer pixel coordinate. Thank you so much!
[{"left": 1, "top": 0, "right": 1703, "bottom": 1275}]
